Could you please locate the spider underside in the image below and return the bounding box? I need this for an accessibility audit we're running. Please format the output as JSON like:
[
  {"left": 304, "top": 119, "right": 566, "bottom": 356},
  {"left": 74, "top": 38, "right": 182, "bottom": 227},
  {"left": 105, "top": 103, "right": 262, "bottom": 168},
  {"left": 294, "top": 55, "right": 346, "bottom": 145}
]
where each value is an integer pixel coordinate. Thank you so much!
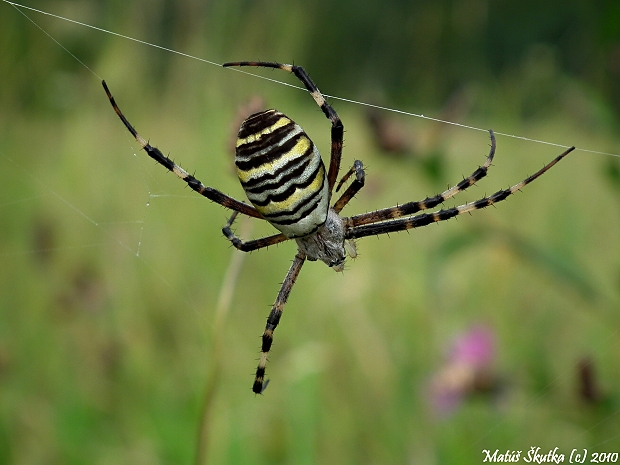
[{"left": 102, "top": 61, "right": 574, "bottom": 394}]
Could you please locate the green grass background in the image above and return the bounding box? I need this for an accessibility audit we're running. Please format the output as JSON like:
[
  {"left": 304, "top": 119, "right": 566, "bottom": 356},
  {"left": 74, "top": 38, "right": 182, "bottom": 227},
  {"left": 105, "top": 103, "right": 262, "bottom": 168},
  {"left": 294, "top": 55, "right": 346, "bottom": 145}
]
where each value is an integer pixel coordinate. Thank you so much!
[{"left": 1, "top": 0, "right": 620, "bottom": 463}]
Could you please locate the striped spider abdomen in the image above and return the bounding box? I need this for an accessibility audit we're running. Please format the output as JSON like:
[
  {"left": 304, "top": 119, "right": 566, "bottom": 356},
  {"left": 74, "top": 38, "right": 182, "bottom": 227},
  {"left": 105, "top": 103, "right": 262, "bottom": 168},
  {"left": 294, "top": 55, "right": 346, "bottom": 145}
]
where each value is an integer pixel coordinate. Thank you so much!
[{"left": 235, "top": 109, "right": 330, "bottom": 239}]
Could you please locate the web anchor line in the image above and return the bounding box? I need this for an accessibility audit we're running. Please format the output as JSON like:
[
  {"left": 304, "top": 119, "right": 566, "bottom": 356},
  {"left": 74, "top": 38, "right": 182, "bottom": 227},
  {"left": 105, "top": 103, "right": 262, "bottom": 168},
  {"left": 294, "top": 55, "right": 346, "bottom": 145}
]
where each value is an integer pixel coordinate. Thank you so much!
[{"left": 3, "top": 0, "right": 618, "bottom": 158}]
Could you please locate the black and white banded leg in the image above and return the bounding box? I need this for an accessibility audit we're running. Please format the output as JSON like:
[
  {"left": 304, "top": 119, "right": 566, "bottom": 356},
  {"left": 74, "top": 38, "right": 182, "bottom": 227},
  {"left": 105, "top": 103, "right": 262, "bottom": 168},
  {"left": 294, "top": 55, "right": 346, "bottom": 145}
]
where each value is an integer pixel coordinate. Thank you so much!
[
  {"left": 222, "top": 212, "right": 290, "bottom": 252},
  {"left": 333, "top": 160, "right": 366, "bottom": 214},
  {"left": 346, "top": 145, "right": 575, "bottom": 239},
  {"left": 348, "top": 130, "right": 497, "bottom": 227},
  {"left": 222, "top": 62, "right": 345, "bottom": 194},
  {"left": 103, "top": 81, "right": 261, "bottom": 219},
  {"left": 254, "top": 251, "right": 306, "bottom": 394}
]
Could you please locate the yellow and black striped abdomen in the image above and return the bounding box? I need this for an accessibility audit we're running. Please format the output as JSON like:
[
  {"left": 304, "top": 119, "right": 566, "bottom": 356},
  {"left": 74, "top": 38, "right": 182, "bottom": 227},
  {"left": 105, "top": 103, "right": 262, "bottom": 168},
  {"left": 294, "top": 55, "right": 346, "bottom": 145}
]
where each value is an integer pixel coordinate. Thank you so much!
[{"left": 236, "top": 109, "right": 329, "bottom": 238}]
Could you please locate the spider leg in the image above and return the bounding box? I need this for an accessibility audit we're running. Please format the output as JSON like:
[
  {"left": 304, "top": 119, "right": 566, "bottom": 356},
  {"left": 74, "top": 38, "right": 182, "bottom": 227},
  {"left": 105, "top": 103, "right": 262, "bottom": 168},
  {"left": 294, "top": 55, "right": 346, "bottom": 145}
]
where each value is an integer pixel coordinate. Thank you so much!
[
  {"left": 346, "top": 146, "right": 575, "bottom": 240},
  {"left": 102, "top": 81, "right": 261, "bottom": 219},
  {"left": 222, "top": 62, "right": 344, "bottom": 195},
  {"left": 348, "top": 130, "right": 497, "bottom": 227},
  {"left": 254, "top": 251, "right": 306, "bottom": 394},
  {"left": 222, "top": 211, "right": 290, "bottom": 252},
  {"left": 333, "top": 160, "right": 365, "bottom": 213}
]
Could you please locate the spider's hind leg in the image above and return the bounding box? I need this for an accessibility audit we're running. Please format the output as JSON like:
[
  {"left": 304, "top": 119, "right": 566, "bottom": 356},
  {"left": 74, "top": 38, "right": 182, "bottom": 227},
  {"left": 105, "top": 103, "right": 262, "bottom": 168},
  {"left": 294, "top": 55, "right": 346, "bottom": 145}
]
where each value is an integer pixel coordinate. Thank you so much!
[
  {"left": 254, "top": 251, "right": 306, "bottom": 394},
  {"left": 222, "top": 211, "right": 290, "bottom": 252}
]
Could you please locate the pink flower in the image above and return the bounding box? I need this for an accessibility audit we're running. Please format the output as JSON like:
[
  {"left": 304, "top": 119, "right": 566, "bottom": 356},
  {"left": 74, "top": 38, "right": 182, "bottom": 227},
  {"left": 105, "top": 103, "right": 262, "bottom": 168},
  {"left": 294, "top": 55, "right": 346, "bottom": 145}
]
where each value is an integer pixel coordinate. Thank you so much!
[{"left": 429, "top": 326, "right": 497, "bottom": 416}]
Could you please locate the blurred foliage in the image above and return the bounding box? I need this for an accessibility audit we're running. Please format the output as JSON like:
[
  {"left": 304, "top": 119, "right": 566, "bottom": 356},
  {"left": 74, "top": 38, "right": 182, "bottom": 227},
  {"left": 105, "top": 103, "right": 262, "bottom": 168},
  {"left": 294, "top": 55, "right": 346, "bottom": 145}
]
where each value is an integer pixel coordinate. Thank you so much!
[
  {"left": 2, "top": 0, "right": 620, "bottom": 120},
  {"left": 1, "top": 0, "right": 620, "bottom": 464}
]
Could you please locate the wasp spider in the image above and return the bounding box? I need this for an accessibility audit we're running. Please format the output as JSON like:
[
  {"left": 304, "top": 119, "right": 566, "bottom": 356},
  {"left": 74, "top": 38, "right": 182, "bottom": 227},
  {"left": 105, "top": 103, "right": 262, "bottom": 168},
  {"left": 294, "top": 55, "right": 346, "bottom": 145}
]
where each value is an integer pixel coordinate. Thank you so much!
[{"left": 103, "top": 62, "right": 574, "bottom": 394}]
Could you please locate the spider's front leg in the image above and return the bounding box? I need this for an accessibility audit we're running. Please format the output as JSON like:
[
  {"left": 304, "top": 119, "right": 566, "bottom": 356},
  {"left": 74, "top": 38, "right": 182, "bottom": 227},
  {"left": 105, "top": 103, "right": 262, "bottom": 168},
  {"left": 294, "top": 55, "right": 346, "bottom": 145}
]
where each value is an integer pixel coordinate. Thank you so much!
[
  {"left": 333, "top": 160, "right": 365, "bottom": 213},
  {"left": 345, "top": 145, "right": 575, "bottom": 240},
  {"left": 222, "top": 62, "right": 344, "bottom": 193},
  {"left": 222, "top": 211, "right": 290, "bottom": 252},
  {"left": 347, "top": 130, "right": 498, "bottom": 227},
  {"left": 253, "top": 251, "right": 306, "bottom": 394}
]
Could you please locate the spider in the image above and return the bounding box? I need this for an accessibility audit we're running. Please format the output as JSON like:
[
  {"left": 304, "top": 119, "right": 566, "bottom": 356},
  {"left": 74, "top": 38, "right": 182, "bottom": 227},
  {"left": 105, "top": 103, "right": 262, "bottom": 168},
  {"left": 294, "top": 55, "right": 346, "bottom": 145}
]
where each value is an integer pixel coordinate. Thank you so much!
[{"left": 102, "top": 61, "right": 574, "bottom": 394}]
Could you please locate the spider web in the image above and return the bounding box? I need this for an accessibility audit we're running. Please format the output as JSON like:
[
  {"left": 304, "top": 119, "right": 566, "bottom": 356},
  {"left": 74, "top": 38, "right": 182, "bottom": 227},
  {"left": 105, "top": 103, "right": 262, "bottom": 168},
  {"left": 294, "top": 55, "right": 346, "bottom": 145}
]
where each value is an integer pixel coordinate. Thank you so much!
[{"left": 2, "top": 1, "right": 620, "bottom": 461}]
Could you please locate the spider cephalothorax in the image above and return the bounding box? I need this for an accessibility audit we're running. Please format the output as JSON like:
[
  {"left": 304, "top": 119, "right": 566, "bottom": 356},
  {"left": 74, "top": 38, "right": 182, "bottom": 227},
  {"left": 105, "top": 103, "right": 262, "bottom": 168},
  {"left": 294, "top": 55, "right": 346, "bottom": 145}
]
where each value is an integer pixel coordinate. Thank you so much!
[
  {"left": 296, "top": 208, "right": 349, "bottom": 271},
  {"left": 103, "top": 61, "right": 574, "bottom": 394}
]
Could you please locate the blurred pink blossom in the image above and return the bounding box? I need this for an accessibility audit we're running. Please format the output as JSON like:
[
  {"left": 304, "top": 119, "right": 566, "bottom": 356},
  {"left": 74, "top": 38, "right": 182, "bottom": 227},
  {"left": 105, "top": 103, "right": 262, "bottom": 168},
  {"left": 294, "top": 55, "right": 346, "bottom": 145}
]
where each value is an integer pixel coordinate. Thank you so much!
[{"left": 429, "top": 325, "right": 497, "bottom": 416}]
